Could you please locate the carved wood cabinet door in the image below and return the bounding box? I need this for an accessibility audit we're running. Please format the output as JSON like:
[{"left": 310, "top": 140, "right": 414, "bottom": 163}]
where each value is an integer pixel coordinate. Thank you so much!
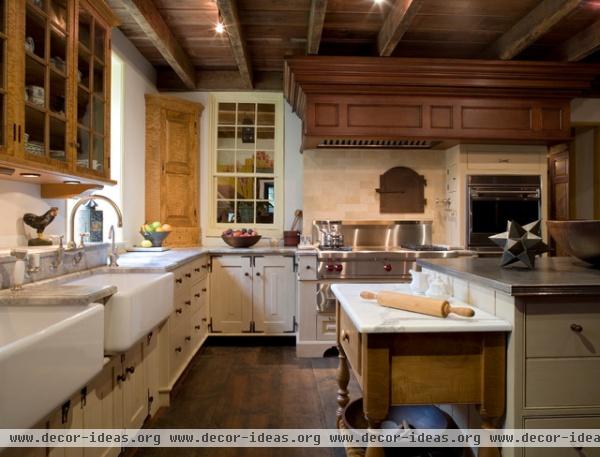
[{"left": 145, "top": 94, "right": 204, "bottom": 246}]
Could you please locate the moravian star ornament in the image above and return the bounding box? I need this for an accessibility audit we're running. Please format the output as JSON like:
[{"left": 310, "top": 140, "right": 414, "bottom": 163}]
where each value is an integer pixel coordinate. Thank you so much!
[{"left": 489, "top": 220, "right": 549, "bottom": 269}]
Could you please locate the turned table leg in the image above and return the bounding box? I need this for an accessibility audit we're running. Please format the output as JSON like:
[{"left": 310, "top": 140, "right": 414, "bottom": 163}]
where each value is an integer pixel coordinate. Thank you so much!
[{"left": 336, "top": 343, "right": 350, "bottom": 428}]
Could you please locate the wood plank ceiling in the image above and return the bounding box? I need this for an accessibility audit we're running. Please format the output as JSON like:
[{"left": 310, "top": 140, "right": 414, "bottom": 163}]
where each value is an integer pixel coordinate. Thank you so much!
[{"left": 106, "top": 0, "right": 600, "bottom": 91}]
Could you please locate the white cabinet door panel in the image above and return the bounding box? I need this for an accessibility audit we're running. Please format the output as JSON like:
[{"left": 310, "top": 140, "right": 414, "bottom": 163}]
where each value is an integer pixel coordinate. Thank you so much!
[
  {"left": 253, "top": 256, "right": 296, "bottom": 333},
  {"left": 210, "top": 256, "right": 253, "bottom": 333}
]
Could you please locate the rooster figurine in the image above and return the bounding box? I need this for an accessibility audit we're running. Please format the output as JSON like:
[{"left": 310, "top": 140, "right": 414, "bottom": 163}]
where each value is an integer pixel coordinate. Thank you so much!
[{"left": 23, "top": 207, "right": 59, "bottom": 246}]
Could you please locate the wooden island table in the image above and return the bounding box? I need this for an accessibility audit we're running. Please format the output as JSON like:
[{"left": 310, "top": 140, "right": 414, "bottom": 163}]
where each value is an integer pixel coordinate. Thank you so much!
[{"left": 331, "top": 283, "right": 512, "bottom": 457}]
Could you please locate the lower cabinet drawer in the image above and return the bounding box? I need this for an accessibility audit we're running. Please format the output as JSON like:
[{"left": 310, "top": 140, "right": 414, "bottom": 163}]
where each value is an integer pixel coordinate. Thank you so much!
[
  {"left": 526, "top": 301, "right": 600, "bottom": 358},
  {"left": 339, "top": 309, "right": 361, "bottom": 375},
  {"left": 168, "top": 322, "right": 187, "bottom": 378},
  {"left": 525, "top": 358, "right": 600, "bottom": 408},
  {"left": 524, "top": 416, "right": 600, "bottom": 457},
  {"left": 316, "top": 314, "right": 336, "bottom": 341}
]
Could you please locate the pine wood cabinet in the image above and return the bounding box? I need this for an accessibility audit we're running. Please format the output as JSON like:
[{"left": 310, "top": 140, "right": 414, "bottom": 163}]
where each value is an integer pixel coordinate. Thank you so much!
[
  {"left": 145, "top": 94, "right": 203, "bottom": 247},
  {"left": 0, "top": 0, "right": 117, "bottom": 184}
]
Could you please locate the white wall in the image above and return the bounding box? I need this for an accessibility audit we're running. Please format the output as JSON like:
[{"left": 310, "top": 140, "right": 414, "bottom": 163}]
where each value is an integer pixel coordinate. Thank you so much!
[
  {"left": 573, "top": 128, "right": 595, "bottom": 219},
  {"left": 111, "top": 29, "right": 158, "bottom": 245}
]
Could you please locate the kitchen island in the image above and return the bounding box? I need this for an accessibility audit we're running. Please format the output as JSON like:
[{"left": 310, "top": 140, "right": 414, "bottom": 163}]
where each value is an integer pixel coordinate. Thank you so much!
[
  {"left": 417, "top": 257, "right": 600, "bottom": 457},
  {"left": 332, "top": 283, "right": 511, "bottom": 457}
]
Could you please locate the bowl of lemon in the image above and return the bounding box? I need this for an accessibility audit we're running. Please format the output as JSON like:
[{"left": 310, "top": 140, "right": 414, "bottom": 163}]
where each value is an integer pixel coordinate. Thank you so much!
[{"left": 140, "top": 221, "right": 173, "bottom": 247}]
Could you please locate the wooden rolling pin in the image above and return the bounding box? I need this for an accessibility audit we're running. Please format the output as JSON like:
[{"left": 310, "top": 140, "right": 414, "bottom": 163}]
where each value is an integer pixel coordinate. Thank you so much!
[{"left": 360, "top": 290, "right": 475, "bottom": 318}]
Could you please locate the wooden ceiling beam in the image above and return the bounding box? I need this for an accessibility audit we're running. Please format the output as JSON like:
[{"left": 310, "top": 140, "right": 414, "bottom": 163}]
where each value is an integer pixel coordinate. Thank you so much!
[
  {"left": 377, "top": 0, "right": 424, "bottom": 57},
  {"left": 157, "top": 69, "right": 282, "bottom": 91},
  {"left": 116, "top": 0, "right": 196, "bottom": 89},
  {"left": 307, "top": 0, "right": 328, "bottom": 54},
  {"left": 482, "top": 0, "right": 582, "bottom": 60},
  {"left": 556, "top": 18, "right": 600, "bottom": 61},
  {"left": 216, "top": 0, "right": 253, "bottom": 89}
]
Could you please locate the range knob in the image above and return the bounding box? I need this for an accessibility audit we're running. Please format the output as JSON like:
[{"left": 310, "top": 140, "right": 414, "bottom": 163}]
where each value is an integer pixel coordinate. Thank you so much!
[
  {"left": 334, "top": 264, "right": 343, "bottom": 272},
  {"left": 383, "top": 263, "right": 392, "bottom": 272},
  {"left": 326, "top": 264, "right": 335, "bottom": 272}
]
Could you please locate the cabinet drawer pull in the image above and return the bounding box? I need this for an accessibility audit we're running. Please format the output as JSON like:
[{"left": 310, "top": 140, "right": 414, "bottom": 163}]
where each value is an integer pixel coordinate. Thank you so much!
[
  {"left": 185, "top": 273, "right": 192, "bottom": 278},
  {"left": 498, "top": 158, "right": 510, "bottom": 163},
  {"left": 185, "top": 300, "right": 191, "bottom": 306},
  {"left": 202, "top": 318, "right": 207, "bottom": 322},
  {"left": 194, "top": 268, "right": 201, "bottom": 272},
  {"left": 185, "top": 336, "right": 191, "bottom": 342},
  {"left": 195, "top": 325, "right": 201, "bottom": 330},
  {"left": 126, "top": 366, "right": 135, "bottom": 375},
  {"left": 201, "top": 264, "right": 208, "bottom": 269},
  {"left": 175, "top": 346, "right": 182, "bottom": 353},
  {"left": 202, "top": 288, "right": 207, "bottom": 292},
  {"left": 571, "top": 323, "right": 583, "bottom": 333},
  {"left": 176, "top": 308, "right": 183, "bottom": 314},
  {"left": 194, "top": 293, "right": 200, "bottom": 298},
  {"left": 341, "top": 330, "right": 349, "bottom": 343},
  {"left": 175, "top": 278, "right": 182, "bottom": 284},
  {"left": 117, "top": 374, "right": 126, "bottom": 383}
]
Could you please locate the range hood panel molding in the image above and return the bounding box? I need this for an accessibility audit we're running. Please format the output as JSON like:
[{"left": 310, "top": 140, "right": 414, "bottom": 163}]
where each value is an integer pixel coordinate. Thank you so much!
[{"left": 284, "top": 57, "right": 600, "bottom": 150}]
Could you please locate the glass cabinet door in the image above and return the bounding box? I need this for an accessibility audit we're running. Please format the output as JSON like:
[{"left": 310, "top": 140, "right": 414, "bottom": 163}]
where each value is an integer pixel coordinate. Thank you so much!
[
  {"left": 23, "top": 0, "right": 71, "bottom": 166},
  {"left": 75, "top": 3, "right": 108, "bottom": 177}
]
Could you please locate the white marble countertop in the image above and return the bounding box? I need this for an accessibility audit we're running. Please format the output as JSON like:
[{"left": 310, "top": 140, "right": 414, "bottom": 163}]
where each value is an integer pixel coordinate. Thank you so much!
[
  {"left": 331, "top": 283, "right": 512, "bottom": 334},
  {"left": 0, "top": 284, "right": 117, "bottom": 306}
]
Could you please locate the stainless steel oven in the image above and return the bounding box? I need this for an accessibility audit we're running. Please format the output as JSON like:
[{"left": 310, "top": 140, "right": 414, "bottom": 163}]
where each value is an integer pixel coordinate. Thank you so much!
[{"left": 467, "top": 175, "right": 542, "bottom": 250}]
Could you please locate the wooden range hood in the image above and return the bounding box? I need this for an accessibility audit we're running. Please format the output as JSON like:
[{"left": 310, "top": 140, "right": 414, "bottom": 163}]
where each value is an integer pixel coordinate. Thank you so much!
[{"left": 283, "top": 56, "right": 600, "bottom": 151}]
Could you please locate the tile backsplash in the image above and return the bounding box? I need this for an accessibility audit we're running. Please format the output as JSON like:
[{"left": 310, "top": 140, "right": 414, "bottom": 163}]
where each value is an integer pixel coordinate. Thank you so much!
[{"left": 302, "top": 148, "right": 447, "bottom": 243}]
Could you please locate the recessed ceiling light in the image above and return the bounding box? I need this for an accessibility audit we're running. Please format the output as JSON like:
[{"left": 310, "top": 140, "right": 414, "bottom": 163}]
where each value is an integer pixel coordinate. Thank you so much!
[
  {"left": 20, "top": 172, "right": 41, "bottom": 178},
  {"left": 215, "top": 21, "right": 225, "bottom": 34},
  {"left": 63, "top": 180, "right": 81, "bottom": 184}
]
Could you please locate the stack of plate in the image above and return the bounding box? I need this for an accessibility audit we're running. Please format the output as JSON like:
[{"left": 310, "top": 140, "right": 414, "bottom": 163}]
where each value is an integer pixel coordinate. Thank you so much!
[{"left": 26, "top": 141, "right": 44, "bottom": 156}]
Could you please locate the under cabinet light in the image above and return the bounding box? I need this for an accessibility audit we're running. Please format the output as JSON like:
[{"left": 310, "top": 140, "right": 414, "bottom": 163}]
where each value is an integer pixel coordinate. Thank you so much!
[{"left": 20, "top": 172, "right": 41, "bottom": 178}]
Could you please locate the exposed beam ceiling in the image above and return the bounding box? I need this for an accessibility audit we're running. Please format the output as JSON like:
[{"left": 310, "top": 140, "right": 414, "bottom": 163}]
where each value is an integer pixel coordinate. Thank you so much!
[
  {"left": 117, "top": 0, "right": 196, "bottom": 89},
  {"left": 377, "top": 0, "right": 423, "bottom": 57},
  {"left": 157, "top": 69, "right": 283, "bottom": 92},
  {"left": 216, "top": 0, "right": 253, "bottom": 89},
  {"left": 307, "top": 0, "right": 328, "bottom": 55},
  {"left": 556, "top": 18, "right": 600, "bottom": 61},
  {"left": 482, "top": 0, "right": 582, "bottom": 60}
]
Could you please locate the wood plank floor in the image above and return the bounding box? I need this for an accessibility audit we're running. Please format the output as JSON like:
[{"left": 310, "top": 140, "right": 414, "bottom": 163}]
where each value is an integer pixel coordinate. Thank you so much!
[{"left": 137, "top": 340, "right": 361, "bottom": 457}]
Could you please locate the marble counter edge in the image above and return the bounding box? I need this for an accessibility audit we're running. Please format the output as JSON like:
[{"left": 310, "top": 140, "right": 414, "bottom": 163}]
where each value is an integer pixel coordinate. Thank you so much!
[{"left": 0, "top": 284, "right": 117, "bottom": 306}]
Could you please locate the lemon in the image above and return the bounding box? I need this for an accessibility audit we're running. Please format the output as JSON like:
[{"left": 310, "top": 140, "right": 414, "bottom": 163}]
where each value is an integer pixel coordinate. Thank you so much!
[{"left": 140, "top": 240, "right": 152, "bottom": 248}]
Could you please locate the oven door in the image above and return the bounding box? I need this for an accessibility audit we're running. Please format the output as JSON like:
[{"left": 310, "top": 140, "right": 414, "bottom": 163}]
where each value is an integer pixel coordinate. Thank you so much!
[{"left": 468, "top": 190, "right": 541, "bottom": 248}]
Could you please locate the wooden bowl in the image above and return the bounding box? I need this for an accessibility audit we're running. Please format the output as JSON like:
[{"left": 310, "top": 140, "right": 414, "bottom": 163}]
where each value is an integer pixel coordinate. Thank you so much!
[
  {"left": 547, "top": 220, "right": 600, "bottom": 266},
  {"left": 221, "top": 235, "right": 261, "bottom": 248}
]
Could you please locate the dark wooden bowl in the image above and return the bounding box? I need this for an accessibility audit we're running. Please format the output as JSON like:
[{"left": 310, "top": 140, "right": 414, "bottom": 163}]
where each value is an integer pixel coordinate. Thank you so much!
[
  {"left": 547, "top": 220, "right": 600, "bottom": 266},
  {"left": 221, "top": 235, "right": 261, "bottom": 248}
]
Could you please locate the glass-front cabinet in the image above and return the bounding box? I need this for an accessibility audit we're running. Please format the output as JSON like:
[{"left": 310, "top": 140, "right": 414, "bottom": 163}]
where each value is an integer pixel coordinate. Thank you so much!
[{"left": 0, "top": 0, "right": 116, "bottom": 183}]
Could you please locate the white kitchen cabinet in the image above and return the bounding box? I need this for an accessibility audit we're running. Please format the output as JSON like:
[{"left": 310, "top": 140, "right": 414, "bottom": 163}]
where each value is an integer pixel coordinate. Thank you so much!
[
  {"left": 47, "top": 394, "right": 83, "bottom": 457},
  {"left": 210, "top": 255, "right": 296, "bottom": 334},
  {"left": 143, "top": 330, "right": 160, "bottom": 418},
  {"left": 253, "top": 256, "right": 296, "bottom": 333},
  {"left": 120, "top": 343, "right": 147, "bottom": 430},
  {"left": 210, "top": 256, "right": 253, "bottom": 333}
]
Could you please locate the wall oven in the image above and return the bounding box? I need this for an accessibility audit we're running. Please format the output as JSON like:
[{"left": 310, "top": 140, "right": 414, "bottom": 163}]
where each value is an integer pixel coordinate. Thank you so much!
[{"left": 467, "top": 175, "right": 542, "bottom": 250}]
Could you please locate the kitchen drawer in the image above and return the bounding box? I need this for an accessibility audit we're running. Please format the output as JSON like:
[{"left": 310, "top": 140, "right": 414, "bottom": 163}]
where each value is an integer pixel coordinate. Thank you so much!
[
  {"left": 339, "top": 308, "right": 361, "bottom": 375},
  {"left": 317, "top": 314, "right": 337, "bottom": 341},
  {"left": 525, "top": 358, "right": 600, "bottom": 408},
  {"left": 191, "top": 306, "right": 209, "bottom": 347},
  {"left": 467, "top": 149, "right": 543, "bottom": 170},
  {"left": 526, "top": 302, "right": 600, "bottom": 358},
  {"left": 524, "top": 416, "right": 600, "bottom": 457},
  {"left": 297, "top": 255, "right": 317, "bottom": 280},
  {"left": 168, "top": 323, "right": 187, "bottom": 379},
  {"left": 171, "top": 295, "right": 191, "bottom": 328},
  {"left": 190, "top": 279, "right": 208, "bottom": 315},
  {"left": 173, "top": 266, "right": 188, "bottom": 297},
  {"left": 189, "top": 256, "right": 209, "bottom": 284}
]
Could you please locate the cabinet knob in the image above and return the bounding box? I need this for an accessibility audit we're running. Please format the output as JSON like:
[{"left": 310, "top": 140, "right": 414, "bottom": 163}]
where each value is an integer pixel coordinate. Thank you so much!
[
  {"left": 185, "top": 273, "right": 192, "bottom": 278},
  {"left": 256, "top": 272, "right": 261, "bottom": 277},
  {"left": 175, "top": 278, "right": 182, "bottom": 284},
  {"left": 126, "top": 366, "right": 135, "bottom": 375},
  {"left": 306, "top": 265, "right": 311, "bottom": 269},
  {"left": 202, "top": 318, "right": 207, "bottom": 322},
  {"left": 571, "top": 323, "right": 583, "bottom": 333},
  {"left": 202, "top": 288, "right": 207, "bottom": 292},
  {"left": 176, "top": 308, "right": 183, "bottom": 314},
  {"left": 341, "top": 330, "right": 349, "bottom": 343},
  {"left": 201, "top": 264, "right": 208, "bottom": 269},
  {"left": 244, "top": 272, "right": 250, "bottom": 277},
  {"left": 194, "top": 268, "right": 201, "bottom": 272},
  {"left": 195, "top": 325, "right": 201, "bottom": 330},
  {"left": 117, "top": 374, "right": 126, "bottom": 383},
  {"left": 185, "top": 336, "right": 191, "bottom": 342},
  {"left": 175, "top": 346, "right": 182, "bottom": 353},
  {"left": 194, "top": 293, "right": 201, "bottom": 298},
  {"left": 185, "top": 300, "right": 191, "bottom": 306}
]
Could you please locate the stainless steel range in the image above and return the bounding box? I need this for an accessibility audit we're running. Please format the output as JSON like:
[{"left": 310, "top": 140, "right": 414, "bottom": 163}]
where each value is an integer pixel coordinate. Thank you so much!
[
  {"left": 296, "top": 220, "right": 473, "bottom": 357},
  {"left": 313, "top": 220, "right": 466, "bottom": 280}
]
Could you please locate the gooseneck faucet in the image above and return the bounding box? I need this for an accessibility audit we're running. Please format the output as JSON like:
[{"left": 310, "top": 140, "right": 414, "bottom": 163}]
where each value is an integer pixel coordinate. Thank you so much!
[
  {"left": 108, "top": 225, "right": 119, "bottom": 267},
  {"left": 68, "top": 195, "right": 123, "bottom": 249}
]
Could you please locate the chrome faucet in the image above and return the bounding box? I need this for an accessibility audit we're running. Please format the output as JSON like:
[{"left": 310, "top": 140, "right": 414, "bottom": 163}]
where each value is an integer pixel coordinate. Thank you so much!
[
  {"left": 108, "top": 225, "right": 119, "bottom": 267},
  {"left": 68, "top": 195, "right": 123, "bottom": 249}
]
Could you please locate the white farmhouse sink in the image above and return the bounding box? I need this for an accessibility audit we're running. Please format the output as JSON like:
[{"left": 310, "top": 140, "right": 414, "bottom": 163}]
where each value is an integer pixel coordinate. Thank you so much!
[
  {"left": 67, "top": 272, "right": 174, "bottom": 353},
  {"left": 0, "top": 304, "right": 104, "bottom": 428}
]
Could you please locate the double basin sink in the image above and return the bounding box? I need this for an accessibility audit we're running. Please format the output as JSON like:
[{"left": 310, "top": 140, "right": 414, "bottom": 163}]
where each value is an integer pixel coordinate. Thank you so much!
[{"left": 0, "top": 271, "right": 174, "bottom": 428}]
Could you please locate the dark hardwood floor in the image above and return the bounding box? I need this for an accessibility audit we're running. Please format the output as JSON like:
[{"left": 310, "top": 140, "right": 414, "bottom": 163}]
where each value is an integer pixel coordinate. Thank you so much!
[{"left": 136, "top": 339, "right": 361, "bottom": 457}]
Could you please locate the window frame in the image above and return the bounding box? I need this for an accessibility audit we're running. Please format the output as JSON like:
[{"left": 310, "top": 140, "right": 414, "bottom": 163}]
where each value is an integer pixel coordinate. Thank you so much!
[{"left": 207, "top": 92, "right": 284, "bottom": 237}]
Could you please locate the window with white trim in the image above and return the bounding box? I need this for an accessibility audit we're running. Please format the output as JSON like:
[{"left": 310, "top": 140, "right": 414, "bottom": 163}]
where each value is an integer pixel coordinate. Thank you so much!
[{"left": 208, "top": 93, "right": 284, "bottom": 236}]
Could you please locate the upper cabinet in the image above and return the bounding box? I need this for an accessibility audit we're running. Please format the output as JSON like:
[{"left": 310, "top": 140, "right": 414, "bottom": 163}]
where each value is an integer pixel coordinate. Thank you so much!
[{"left": 0, "top": 0, "right": 117, "bottom": 184}]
